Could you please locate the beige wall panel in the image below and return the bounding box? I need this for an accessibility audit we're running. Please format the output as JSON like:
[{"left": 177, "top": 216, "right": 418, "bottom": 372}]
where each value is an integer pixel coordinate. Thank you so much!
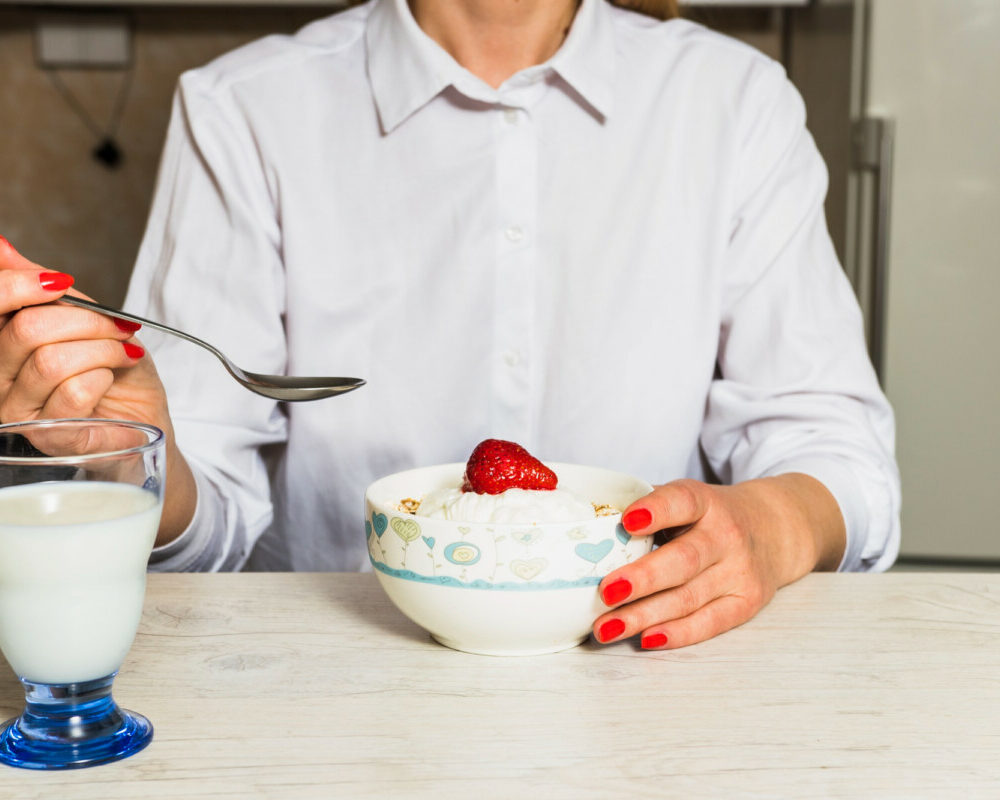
[{"left": 1, "top": 8, "right": 334, "bottom": 305}]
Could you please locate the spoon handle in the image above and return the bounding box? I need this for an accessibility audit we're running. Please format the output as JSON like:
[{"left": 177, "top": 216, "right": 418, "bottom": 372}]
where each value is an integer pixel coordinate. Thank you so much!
[
  {"left": 57, "top": 295, "right": 237, "bottom": 375},
  {"left": 54, "top": 294, "right": 365, "bottom": 402}
]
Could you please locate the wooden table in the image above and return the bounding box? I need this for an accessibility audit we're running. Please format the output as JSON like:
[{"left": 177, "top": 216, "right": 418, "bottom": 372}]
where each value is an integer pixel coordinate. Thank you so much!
[{"left": 1, "top": 572, "right": 998, "bottom": 798}]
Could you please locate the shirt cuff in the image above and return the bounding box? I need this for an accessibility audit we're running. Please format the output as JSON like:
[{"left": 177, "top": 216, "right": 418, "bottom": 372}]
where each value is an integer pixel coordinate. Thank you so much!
[
  {"left": 760, "top": 456, "right": 872, "bottom": 573},
  {"left": 147, "top": 465, "right": 220, "bottom": 573}
]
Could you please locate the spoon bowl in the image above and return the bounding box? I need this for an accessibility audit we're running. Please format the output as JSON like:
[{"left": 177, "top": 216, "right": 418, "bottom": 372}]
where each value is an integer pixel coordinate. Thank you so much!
[{"left": 58, "top": 295, "right": 365, "bottom": 402}]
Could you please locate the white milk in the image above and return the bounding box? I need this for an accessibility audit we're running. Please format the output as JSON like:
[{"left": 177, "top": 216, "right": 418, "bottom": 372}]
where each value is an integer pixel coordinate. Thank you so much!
[{"left": 0, "top": 481, "right": 161, "bottom": 684}]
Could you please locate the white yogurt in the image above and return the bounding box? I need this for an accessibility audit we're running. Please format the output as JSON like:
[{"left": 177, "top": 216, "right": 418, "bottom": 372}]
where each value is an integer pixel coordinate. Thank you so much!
[
  {"left": 416, "top": 486, "right": 597, "bottom": 524},
  {"left": 0, "top": 481, "right": 161, "bottom": 684}
]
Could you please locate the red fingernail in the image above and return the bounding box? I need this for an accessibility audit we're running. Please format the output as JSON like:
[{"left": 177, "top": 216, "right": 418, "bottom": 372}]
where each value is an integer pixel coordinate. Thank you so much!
[
  {"left": 602, "top": 577, "right": 632, "bottom": 606},
  {"left": 622, "top": 508, "right": 652, "bottom": 532},
  {"left": 39, "top": 272, "right": 74, "bottom": 291},
  {"left": 123, "top": 342, "right": 145, "bottom": 359},
  {"left": 114, "top": 318, "right": 142, "bottom": 334},
  {"left": 598, "top": 618, "right": 626, "bottom": 642},
  {"left": 641, "top": 632, "right": 668, "bottom": 649}
]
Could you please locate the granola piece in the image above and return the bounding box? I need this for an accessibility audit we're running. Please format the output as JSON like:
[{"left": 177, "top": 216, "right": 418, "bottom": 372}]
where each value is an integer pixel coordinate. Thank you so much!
[{"left": 399, "top": 497, "right": 422, "bottom": 515}]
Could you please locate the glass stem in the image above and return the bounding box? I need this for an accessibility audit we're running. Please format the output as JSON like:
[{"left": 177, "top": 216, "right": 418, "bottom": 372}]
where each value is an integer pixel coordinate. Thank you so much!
[{"left": 18, "top": 674, "right": 124, "bottom": 742}]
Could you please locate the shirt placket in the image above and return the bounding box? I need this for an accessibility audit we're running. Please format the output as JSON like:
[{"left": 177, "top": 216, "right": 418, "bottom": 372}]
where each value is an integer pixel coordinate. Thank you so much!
[{"left": 490, "top": 87, "right": 541, "bottom": 444}]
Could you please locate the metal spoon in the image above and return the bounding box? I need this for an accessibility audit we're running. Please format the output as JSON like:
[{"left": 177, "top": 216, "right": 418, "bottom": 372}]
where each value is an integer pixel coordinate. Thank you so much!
[{"left": 58, "top": 295, "right": 365, "bottom": 402}]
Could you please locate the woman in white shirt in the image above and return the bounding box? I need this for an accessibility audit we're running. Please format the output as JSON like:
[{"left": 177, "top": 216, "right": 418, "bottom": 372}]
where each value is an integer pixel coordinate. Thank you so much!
[{"left": 0, "top": 0, "right": 900, "bottom": 650}]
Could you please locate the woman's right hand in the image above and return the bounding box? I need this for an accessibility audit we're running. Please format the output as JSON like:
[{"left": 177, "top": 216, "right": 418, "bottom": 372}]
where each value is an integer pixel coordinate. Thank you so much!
[{"left": 0, "top": 235, "right": 197, "bottom": 544}]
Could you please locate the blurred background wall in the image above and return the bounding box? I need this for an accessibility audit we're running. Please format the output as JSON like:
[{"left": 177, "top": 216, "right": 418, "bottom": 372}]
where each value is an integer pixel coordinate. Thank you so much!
[{"left": 1, "top": 7, "right": 332, "bottom": 304}]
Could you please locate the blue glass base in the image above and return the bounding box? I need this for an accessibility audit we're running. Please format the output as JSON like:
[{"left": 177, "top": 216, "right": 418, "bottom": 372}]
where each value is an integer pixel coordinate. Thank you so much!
[{"left": 0, "top": 674, "right": 152, "bottom": 770}]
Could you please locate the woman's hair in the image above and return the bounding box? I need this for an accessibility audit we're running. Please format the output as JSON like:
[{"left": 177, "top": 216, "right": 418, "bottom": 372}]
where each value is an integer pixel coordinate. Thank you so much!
[{"left": 608, "top": 0, "right": 681, "bottom": 20}]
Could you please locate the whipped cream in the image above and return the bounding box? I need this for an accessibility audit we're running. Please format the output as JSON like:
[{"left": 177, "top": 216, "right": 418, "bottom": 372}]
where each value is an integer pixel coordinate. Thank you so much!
[{"left": 416, "top": 487, "right": 597, "bottom": 524}]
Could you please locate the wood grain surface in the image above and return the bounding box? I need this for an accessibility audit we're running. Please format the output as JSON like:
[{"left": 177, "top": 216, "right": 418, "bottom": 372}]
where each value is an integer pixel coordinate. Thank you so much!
[{"left": 1, "top": 572, "right": 997, "bottom": 798}]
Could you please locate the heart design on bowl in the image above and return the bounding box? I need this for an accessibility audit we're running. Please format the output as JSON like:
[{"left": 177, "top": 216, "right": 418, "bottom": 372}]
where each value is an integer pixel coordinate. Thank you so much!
[
  {"left": 574, "top": 539, "right": 613, "bottom": 564},
  {"left": 391, "top": 517, "right": 421, "bottom": 543},
  {"left": 509, "top": 558, "right": 548, "bottom": 581},
  {"left": 512, "top": 530, "right": 542, "bottom": 546},
  {"left": 372, "top": 512, "right": 388, "bottom": 538}
]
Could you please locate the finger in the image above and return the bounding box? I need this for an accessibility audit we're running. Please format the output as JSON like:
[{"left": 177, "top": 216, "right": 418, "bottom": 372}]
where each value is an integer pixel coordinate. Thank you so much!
[
  {"left": 0, "top": 236, "right": 77, "bottom": 311},
  {"left": 0, "top": 339, "right": 145, "bottom": 421},
  {"left": 594, "top": 562, "right": 726, "bottom": 644},
  {"left": 0, "top": 235, "right": 42, "bottom": 270},
  {"left": 637, "top": 593, "right": 765, "bottom": 650},
  {"left": 0, "top": 304, "right": 141, "bottom": 386},
  {"left": 0, "top": 268, "right": 76, "bottom": 318},
  {"left": 599, "top": 524, "right": 724, "bottom": 607},
  {"left": 620, "top": 479, "right": 710, "bottom": 536},
  {"left": 39, "top": 368, "right": 117, "bottom": 420}
]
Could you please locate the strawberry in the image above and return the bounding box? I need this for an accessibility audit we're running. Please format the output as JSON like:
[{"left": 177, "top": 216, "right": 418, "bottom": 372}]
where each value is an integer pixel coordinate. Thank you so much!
[{"left": 461, "top": 439, "right": 558, "bottom": 495}]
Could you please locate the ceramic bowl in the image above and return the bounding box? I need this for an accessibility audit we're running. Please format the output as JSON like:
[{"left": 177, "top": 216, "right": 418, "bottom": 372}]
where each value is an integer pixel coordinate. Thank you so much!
[{"left": 364, "top": 462, "right": 653, "bottom": 656}]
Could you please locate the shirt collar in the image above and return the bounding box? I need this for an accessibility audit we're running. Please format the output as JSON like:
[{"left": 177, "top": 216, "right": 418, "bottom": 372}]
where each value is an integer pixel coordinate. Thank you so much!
[
  {"left": 366, "top": 0, "right": 616, "bottom": 134},
  {"left": 548, "top": 0, "right": 616, "bottom": 121}
]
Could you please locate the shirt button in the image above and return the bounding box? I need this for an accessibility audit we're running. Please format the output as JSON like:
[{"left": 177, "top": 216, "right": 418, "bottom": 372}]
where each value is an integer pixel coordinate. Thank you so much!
[
  {"left": 504, "top": 225, "right": 524, "bottom": 243},
  {"left": 503, "top": 108, "right": 519, "bottom": 125},
  {"left": 503, "top": 350, "right": 521, "bottom": 367}
]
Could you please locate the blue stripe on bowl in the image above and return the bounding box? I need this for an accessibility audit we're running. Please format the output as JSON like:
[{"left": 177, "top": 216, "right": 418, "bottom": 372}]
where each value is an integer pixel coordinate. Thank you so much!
[{"left": 371, "top": 560, "right": 601, "bottom": 591}]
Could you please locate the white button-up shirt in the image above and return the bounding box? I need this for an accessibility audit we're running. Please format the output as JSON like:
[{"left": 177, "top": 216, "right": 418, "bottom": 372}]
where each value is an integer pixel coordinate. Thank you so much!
[{"left": 127, "top": 0, "right": 900, "bottom": 573}]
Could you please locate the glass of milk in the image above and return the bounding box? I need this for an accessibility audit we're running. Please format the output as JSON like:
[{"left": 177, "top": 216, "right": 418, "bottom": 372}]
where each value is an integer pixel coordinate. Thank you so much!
[{"left": 0, "top": 418, "right": 164, "bottom": 770}]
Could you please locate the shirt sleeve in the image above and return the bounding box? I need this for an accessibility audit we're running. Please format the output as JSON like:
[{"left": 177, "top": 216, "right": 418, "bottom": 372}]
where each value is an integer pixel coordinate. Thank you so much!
[
  {"left": 700, "top": 61, "right": 901, "bottom": 572},
  {"left": 126, "top": 71, "right": 289, "bottom": 572}
]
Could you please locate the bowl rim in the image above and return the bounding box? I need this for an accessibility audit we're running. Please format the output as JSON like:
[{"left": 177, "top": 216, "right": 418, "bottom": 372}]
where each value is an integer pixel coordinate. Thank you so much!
[{"left": 365, "top": 461, "right": 653, "bottom": 529}]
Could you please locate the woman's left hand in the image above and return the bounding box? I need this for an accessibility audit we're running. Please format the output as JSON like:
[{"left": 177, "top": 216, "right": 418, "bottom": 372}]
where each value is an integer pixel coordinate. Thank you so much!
[{"left": 594, "top": 474, "right": 846, "bottom": 650}]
